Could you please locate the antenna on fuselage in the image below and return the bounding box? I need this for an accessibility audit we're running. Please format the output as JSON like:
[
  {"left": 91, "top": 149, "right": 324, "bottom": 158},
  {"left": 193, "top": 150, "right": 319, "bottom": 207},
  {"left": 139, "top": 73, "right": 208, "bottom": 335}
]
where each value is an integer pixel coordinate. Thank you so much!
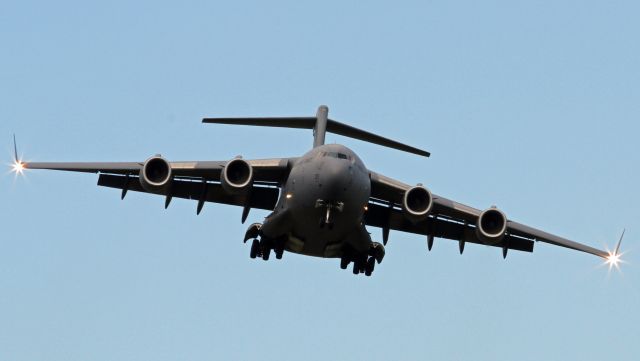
[{"left": 202, "top": 105, "right": 430, "bottom": 157}]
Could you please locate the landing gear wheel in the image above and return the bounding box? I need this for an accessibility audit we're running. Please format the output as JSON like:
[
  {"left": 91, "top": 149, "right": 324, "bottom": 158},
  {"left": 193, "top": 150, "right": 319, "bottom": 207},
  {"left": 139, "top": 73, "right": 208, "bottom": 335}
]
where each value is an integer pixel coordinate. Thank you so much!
[
  {"left": 275, "top": 249, "right": 283, "bottom": 259},
  {"left": 262, "top": 245, "right": 271, "bottom": 261},
  {"left": 365, "top": 257, "right": 375, "bottom": 276},
  {"left": 359, "top": 256, "right": 367, "bottom": 273},
  {"left": 340, "top": 257, "right": 349, "bottom": 270},
  {"left": 250, "top": 239, "right": 259, "bottom": 259},
  {"left": 352, "top": 260, "right": 360, "bottom": 275}
]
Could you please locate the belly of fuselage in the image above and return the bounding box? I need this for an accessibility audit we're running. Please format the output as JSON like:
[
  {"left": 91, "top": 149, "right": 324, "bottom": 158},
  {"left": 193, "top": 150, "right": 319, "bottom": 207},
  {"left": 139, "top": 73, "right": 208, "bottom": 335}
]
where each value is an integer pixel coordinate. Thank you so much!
[{"left": 282, "top": 152, "right": 371, "bottom": 258}]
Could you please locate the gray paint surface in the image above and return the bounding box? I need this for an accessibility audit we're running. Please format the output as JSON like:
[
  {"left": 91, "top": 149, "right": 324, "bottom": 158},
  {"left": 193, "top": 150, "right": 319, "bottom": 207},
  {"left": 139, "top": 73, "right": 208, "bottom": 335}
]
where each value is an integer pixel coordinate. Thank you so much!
[{"left": 19, "top": 105, "right": 618, "bottom": 275}]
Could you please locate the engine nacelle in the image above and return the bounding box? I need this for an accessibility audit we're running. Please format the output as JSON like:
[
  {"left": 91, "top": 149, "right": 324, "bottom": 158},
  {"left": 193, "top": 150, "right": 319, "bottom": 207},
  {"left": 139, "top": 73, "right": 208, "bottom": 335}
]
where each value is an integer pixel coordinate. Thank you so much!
[
  {"left": 139, "top": 156, "right": 172, "bottom": 192},
  {"left": 221, "top": 158, "right": 253, "bottom": 195},
  {"left": 402, "top": 185, "right": 433, "bottom": 223},
  {"left": 475, "top": 207, "right": 507, "bottom": 245}
]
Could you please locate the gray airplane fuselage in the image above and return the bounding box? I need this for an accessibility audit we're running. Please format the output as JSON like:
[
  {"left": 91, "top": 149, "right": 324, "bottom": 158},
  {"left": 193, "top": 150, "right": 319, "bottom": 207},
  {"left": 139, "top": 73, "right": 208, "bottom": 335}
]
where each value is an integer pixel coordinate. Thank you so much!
[{"left": 262, "top": 144, "right": 372, "bottom": 258}]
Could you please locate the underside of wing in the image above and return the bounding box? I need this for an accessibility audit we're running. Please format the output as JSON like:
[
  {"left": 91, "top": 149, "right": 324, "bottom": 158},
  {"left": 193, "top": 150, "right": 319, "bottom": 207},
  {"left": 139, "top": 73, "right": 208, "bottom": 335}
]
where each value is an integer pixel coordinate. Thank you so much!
[
  {"left": 98, "top": 174, "right": 280, "bottom": 211},
  {"left": 507, "top": 221, "right": 609, "bottom": 258},
  {"left": 365, "top": 201, "right": 534, "bottom": 254}
]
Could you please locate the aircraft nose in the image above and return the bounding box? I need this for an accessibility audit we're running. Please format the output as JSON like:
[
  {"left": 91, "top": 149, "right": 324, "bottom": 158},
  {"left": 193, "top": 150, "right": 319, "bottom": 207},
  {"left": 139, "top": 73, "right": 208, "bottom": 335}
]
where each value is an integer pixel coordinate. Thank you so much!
[{"left": 321, "top": 160, "right": 352, "bottom": 196}]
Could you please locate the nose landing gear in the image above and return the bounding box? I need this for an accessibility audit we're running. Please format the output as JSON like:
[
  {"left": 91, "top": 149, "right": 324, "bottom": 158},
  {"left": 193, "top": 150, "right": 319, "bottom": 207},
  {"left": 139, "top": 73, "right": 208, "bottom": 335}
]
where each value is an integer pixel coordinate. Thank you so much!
[
  {"left": 244, "top": 223, "right": 285, "bottom": 261},
  {"left": 315, "top": 199, "right": 344, "bottom": 229}
]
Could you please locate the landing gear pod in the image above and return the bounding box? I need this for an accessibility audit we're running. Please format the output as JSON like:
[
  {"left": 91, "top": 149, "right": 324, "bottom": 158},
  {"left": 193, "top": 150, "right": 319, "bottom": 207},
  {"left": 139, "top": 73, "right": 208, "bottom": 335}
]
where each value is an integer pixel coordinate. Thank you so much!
[
  {"left": 139, "top": 156, "right": 172, "bottom": 192},
  {"left": 221, "top": 158, "right": 253, "bottom": 195},
  {"left": 402, "top": 185, "right": 433, "bottom": 223},
  {"left": 476, "top": 207, "right": 508, "bottom": 245}
]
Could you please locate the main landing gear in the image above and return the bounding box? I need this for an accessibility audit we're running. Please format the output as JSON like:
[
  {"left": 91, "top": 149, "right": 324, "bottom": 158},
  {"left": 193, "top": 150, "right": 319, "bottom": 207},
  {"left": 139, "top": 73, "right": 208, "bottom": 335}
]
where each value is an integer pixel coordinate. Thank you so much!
[
  {"left": 244, "top": 223, "right": 285, "bottom": 261},
  {"left": 340, "top": 242, "right": 385, "bottom": 277}
]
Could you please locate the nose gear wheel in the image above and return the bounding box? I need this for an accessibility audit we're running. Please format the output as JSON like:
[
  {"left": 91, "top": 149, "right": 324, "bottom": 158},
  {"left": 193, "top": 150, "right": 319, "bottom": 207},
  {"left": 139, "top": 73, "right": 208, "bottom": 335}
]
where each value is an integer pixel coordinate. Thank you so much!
[{"left": 316, "top": 199, "right": 344, "bottom": 229}]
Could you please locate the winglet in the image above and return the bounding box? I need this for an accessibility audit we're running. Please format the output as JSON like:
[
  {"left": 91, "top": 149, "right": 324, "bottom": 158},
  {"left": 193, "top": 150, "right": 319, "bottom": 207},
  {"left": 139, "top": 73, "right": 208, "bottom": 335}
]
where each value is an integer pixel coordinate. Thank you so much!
[
  {"left": 13, "top": 134, "right": 18, "bottom": 163},
  {"left": 604, "top": 228, "right": 626, "bottom": 270},
  {"left": 10, "top": 134, "right": 26, "bottom": 175},
  {"left": 614, "top": 228, "right": 625, "bottom": 256}
]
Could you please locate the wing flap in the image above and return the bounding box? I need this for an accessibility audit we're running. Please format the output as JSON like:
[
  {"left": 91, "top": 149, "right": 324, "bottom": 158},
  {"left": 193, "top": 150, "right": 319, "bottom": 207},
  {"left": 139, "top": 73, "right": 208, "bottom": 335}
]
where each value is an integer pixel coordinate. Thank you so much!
[
  {"left": 98, "top": 174, "right": 279, "bottom": 210},
  {"left": 364, "top": 202, "right": 534, "bottom": 253}
]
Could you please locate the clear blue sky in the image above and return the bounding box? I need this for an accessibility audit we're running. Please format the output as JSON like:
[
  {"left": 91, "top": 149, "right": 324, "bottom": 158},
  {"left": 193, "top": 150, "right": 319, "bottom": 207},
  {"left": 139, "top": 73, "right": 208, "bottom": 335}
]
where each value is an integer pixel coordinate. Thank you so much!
[{"left": 2, "top": 1, "right": 639, "bottom": 360}]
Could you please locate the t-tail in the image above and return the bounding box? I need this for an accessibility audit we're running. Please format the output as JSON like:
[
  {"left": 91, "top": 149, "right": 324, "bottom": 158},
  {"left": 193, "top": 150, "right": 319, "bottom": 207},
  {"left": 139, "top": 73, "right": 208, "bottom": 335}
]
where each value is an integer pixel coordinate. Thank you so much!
[{"left": 202, "top": 105, "right": 430, "bottom": 157}]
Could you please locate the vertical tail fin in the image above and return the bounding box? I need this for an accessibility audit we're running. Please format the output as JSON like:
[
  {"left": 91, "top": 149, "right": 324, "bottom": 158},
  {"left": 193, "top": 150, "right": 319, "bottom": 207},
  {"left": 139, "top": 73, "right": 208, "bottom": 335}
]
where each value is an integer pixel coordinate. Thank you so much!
[{"left": 313, "top": 105, "right": 328, "bottom": 148}]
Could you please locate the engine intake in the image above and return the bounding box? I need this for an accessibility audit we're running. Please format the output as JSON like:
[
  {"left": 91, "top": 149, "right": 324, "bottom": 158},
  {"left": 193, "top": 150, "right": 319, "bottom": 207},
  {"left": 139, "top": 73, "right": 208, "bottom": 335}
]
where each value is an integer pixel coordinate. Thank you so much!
[
  {"left": 475, "top": 208, "right": 507, "bottom": 245},
  {"left": 402, "top": 185, "right": 433, "bottom": 223},
  {"left": 221, "top": 158, "right": 253, "bottom": 194},
  {"left": 139, "top": 156, "right": 172, "bottom": 192}
]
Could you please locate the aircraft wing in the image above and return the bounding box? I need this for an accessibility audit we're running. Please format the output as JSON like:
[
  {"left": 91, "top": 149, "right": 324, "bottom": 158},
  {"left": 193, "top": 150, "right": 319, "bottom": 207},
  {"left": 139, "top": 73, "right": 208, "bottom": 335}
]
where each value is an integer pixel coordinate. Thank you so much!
[
  {"left": 23, "top": 158, "right": 296, "bottom": 212},
  {"left": 24, "top": 158, "right": 293, "bottom": 183},
  {"left": 366, "top": 171, "right": 610, "bottom": 258}
]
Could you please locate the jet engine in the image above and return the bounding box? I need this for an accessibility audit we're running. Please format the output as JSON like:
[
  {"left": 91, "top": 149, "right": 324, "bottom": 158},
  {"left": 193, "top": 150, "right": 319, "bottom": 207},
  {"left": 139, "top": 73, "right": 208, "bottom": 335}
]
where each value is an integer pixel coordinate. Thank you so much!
[
  {"left": 221, "top": 158, "right": 254, "bottom": 194},
  {"left": 139, "top": 156, "right": 172, "bottom": 192},
  {"left": 402, "top": 185, "right": 433, "bottom": 223},
  {"left": 475, "top": 208, "right": 508, "bottom": 245}
]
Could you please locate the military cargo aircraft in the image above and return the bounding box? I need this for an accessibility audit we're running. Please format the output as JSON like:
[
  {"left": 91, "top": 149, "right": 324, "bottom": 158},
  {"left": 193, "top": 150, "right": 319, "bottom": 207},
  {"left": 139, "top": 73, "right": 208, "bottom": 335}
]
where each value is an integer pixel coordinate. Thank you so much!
[{"left": 11, "top": 106, "right": 624, "bottom": 276}]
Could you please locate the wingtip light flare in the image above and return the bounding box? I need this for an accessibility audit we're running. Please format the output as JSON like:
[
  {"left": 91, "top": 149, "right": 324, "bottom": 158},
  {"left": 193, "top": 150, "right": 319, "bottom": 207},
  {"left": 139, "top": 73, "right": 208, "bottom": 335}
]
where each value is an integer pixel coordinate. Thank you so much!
[
  {"left": 9, "top": 134, "right": 26, "bottom": 176},
  {"left": 11, "top": 160, "right": 25, "bottom": 175},
  {"left": 606, "top": 252, "right": 622, "bottom": 270},
  {"left": 604, "top": 229, "right": 626, "bottom": 272}
]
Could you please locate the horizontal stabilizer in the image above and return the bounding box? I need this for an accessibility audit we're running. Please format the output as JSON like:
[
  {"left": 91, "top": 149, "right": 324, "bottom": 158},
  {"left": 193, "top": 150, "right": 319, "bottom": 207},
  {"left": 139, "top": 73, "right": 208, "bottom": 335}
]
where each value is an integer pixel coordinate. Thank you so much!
[
  {"left": 203, "top": 112, "right": 430, "bottom": 157},
  {"left": 203, "top": 117, "right": 317, "bottom": 129}
]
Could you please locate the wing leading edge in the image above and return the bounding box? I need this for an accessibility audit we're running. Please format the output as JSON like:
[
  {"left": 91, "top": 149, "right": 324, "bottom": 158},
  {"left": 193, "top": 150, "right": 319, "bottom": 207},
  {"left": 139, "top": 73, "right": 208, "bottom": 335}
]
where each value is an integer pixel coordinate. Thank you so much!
[
  {"left": 22, "top": 158, "right": 294, "bottom": 213},
  {"left": 24, "top": 158, "right": 292, "bottom": 182}
]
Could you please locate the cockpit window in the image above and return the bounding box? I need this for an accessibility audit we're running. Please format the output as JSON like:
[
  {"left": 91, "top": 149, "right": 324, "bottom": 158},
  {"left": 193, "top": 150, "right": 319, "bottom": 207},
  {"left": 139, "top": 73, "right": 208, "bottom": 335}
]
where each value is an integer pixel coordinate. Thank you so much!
[{"left": 322, "top": 151, "right": 351, "bottom": 160}]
